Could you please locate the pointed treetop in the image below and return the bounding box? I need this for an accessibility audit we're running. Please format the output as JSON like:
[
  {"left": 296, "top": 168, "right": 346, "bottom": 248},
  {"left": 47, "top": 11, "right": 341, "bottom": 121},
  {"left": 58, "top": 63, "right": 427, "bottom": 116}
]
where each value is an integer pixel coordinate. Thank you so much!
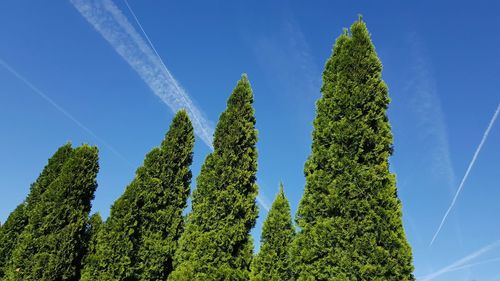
[{"left": 278, "top": 182, "right": 285, "bottom": 199}]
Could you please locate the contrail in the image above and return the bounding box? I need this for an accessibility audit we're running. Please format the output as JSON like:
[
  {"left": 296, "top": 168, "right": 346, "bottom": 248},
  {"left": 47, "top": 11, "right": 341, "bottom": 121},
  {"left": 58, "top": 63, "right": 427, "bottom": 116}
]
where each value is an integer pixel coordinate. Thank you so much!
[
  {"left": 0, "top": 58, "right": 129, "bottom": 164},
  {"left": 70, "top": 0, "right": 214, "bottom": 149},
  {"left": 430, "top": 103, "right": 500, "bottom": 246},
  {"left": 70, "top": 0, "right": 269, "bottom": 211},
  {"left": 419, "top": 240, "right": 500, "bottom": 281}
]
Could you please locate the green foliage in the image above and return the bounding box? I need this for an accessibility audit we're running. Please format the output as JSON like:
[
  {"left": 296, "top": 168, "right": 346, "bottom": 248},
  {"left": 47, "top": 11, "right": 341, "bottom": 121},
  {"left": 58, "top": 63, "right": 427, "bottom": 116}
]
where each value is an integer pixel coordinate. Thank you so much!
[
  {"left": 0, "top": 143, "right": 73, "bottom": 279},
  {"left": 250, "top": 184, "right": 294, "bottom": 281},
  {"left": 169, "top": 75, "right": 259, "bottom": 281},
  {"left": 6, "top": 144, "right": 99, "bottom": 281},
  {"left": 79, "top": 213, "right": 103, "bottom": 281},
  {"left": 0, "top": 204, "right": 27, "bottom": 279},
  {"left": 86, "top": 110, "right": 194, "bottom": 280},
  {"left": 291, "top": 18, "right": 414, "bottom": 280}
]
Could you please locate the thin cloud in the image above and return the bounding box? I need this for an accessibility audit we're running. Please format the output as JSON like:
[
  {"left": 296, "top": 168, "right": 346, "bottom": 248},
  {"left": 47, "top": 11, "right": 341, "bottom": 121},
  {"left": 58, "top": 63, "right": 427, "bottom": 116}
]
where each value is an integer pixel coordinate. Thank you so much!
[
  {"left": 70, "top": 0, "right": 214, "bottom": 149},
  {"left": 430, "top": 103, "right": 500, "bottom": 246},
  {"left": 0, "top": 58, "right": 129, "bottom": 164},
  {"left": 70, "top": 0, "right": 269, "bottom": 211},
  {"left": 408, "top": 33, "right": 456, "bottom": 187},
  {"left": 419, "top": 241, "right": 500, "bottom": 281}
]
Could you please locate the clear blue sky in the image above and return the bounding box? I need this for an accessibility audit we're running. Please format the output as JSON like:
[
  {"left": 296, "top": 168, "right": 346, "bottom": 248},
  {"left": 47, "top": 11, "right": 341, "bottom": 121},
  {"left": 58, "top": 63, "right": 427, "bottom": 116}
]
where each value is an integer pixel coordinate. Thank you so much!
[{"left": 1, "top": 1, "right": 499, "bottom": 280}]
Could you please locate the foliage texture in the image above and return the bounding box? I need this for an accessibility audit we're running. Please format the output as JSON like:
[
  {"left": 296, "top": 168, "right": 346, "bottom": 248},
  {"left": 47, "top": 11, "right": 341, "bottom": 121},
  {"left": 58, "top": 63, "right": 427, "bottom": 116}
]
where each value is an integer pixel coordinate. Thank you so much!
[
  {"left": 250, "top": 184, "right": 294, "bottom": 281},
  {"left": 291, "top": 18, "right": 414, "bottom": 280},
  {"left": 6, "top": 144, "right": 99, "bottom": 281},
  {"left": 84, "top": 110, "right": 194, "bottom": 281},
  {"left": 169, "top": 75, "right": 259, "bottom": 281}
]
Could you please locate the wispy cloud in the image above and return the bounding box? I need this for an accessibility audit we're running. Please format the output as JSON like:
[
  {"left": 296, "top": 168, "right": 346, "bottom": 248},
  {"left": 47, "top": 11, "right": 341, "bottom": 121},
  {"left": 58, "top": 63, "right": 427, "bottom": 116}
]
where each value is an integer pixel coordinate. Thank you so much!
[
  {"left": 252, "top": 16, "right": 320, "bottom": 110},
  {"left": 408, "top": 34, "right": 456, "bottom": 187},
  {"left": 430, "top": 103, "right": 500, "bottom": 246},
  {"left": 418, "top": 241, "right": 500, "bottom": 281},
  {"left": 70, "top": 0, "right": 270, "bottom": 211},
  {"left": 70, "top": 0, "right": 214, "bottom": 149},
  {"left": 0, "top": 58, "right": 129, "bottom": 163}
]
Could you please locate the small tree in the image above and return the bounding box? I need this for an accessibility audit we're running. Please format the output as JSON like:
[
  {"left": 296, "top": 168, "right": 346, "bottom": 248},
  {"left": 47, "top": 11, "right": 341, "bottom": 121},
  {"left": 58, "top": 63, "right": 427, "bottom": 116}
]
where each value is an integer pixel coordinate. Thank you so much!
[{"left": 250, "top": 184, "right": 294, "bottom": 281}]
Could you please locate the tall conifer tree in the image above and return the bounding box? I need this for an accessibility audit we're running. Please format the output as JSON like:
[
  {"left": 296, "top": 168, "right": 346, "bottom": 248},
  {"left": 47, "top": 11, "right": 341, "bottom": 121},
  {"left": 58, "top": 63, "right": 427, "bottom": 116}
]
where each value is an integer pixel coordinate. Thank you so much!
[
  {"left": 7, "top": 144, "right": 99, "bottom": 281},
  {"left": 292, "top": 18, "right": 414, "bottom": 280},
  {"left": 0, "top": 144, "right": 73, "bottom": 279},
  {"left": 85, "top": 110, "right": 194, "bottom": 280},
  {"left": 250, "top": 184, "right": 294, "bottom": 281},
  {"left": 170, "top": 75, "right": 258, "bottom": 281}
]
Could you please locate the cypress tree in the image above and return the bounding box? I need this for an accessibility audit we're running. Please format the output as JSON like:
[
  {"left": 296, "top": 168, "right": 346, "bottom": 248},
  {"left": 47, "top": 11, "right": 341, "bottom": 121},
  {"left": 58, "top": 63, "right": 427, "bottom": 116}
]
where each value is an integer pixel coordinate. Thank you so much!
[
  {"left": 169, "top": 75, "right": 258, "bottom": 281},
  {"left": 291, "top": 18, "right": 414, "bottom": 280},
  {"left": 7, "top": 144, "right": 99, "bottom": 281},
  {"left": 0, "top": 143, "right": 73, "bottom": 279},
  {"left": 250, "top": 184, "right": 294, "bottom": 281},
  {"left": 138, "top": 110, "right": 194, "bottom": 280},
  {"left": 86, "top": 110, "right": 194, "bottom": 280}
]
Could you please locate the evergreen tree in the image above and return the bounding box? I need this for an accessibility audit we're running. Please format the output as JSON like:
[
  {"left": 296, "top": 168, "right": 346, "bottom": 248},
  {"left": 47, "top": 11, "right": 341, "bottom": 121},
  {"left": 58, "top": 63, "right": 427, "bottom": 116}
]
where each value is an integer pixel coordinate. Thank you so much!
[
  {"left": 86, "top": 110, "right": 194, "bottom": 280},
  {"left": 291, "top": 18, "right": 414, "bottom": 280},
  {"left": 250, "top": 184, "right": 294, "bottom": 281},
  {"left": 7, "top": 145, "right": 99, "bottom": 281},
  {"left": 79, "top": 213, "right": 103, "bottom": 281},
  {"left": 138, "top": 110, "right": 194, "bottom": 280},
  {"left": 169, "top": 75, "right": 258, "bottom": 281},
  {"left": 0, "top": 144, "right": 73, "bottom": 279}
]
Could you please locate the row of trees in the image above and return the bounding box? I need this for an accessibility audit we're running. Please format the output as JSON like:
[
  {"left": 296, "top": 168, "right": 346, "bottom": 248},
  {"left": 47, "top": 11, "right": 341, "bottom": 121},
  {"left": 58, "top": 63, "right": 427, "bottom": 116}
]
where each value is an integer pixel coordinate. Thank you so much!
[{"left": 0, "top": 18, "right": 414, "bottom": 280}]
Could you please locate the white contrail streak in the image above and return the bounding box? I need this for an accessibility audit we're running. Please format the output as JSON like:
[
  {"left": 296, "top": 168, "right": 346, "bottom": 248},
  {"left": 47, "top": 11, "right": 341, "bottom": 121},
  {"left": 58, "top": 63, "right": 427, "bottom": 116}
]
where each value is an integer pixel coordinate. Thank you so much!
[
  {"left": 419, "top": 241, "right": 500, "bottom": 281},
  {"left": 70, "top": 0, "right": 214, "bottom": 149},
  {"left": 70, "top": 0, "right": 269, "bottom": 211},
  {"left": 0, "top": 58, "right": 129, "bottom": 163},
  {"left": 430, "top": 103, "right": 500, "bottom": 246}
]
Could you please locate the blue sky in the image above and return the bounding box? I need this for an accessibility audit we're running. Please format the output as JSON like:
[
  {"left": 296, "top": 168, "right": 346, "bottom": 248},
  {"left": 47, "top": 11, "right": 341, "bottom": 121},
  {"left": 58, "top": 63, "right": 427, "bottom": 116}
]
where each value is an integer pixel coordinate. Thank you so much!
[{"left": 1, "top": 1, "right": 499, "bottom": 280}]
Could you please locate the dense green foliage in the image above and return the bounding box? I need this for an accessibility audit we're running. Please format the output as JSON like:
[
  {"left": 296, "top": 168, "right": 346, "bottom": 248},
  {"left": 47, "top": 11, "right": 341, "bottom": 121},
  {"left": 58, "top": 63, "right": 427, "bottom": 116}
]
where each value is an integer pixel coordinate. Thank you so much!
[
  {"left": 0, "top": 204, "right": 27, "bottom": 279},
  {"left": 0, "top": 144, "right": 73, "bottom": 279},
  {"left": 84, "top": 110, "right": 194, "bottom": 280},
  {"left": 79, "top": 213, "right": 103, "bottom": 281},
  {"left": 169, "top": 75, "right": 258, "bottom": 281},
  {"left": 6, "top": 144, "right": 99, "bottom": 281},
  {"left": 291, "top": 18, "right": 414, "bottom": 280},
  {"left": 250, "top": 184, "right": 294, "bottom": 281}
]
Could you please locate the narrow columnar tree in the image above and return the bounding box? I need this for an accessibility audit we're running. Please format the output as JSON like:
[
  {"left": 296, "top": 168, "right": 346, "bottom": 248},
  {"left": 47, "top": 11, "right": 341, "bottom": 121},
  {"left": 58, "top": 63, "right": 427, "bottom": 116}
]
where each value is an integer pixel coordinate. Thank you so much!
[
  {"left": 292, "top": 18, "right": 414, "bottom": 280},
  {"left": 170, "top": 75, "right": 259, "bottom": 281},
  {"left": 138, "top": 110, "right": 194, "bottom": 280},
  {"left": 0, "top": 144, "right": 74, "bottom": 279},
  {"left": 7, "top": 144, "right": 99, "bottom": 281},
  {"left": 86, "top": 110, "right": 194, "bottom": 281},
  {"left": 250, "top": 184, "right": 294, "bottom": 281}
]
